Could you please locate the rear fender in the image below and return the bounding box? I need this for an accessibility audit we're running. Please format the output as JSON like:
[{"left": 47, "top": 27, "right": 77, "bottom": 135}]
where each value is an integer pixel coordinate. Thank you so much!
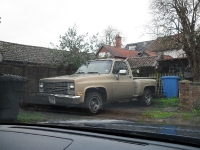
[{"left": 133, "top": 79, "right": 157, "bottom": 96}]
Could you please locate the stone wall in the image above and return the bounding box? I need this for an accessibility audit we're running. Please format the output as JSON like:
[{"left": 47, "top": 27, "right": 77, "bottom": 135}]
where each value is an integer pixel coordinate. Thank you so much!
[{"left": 179, "top": 80, "right": 200, "bottom": 111}]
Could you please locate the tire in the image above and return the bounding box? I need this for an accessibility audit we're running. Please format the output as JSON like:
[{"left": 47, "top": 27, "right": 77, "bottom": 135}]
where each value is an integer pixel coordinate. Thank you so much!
[
  {"left": 139, "top": 89, "right": 152, "bottom": 106},
  {"left": 85, "top": 92, "right": 103, "bottom": 115}
]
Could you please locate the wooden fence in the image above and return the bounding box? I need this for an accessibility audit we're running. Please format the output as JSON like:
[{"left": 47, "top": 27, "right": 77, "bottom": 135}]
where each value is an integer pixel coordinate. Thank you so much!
[
  {"left": 149, "top": 73, "right": 184, "bottom": 97},
  {"left": 0, "top": 62, "right": 76, "bottom": 104}
]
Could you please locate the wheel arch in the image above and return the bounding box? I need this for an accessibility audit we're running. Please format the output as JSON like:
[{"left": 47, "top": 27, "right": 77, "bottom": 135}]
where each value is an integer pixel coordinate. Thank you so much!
[
  {"left": 85, "top": 87, "right": 107, "bottom": 102},
  {"left": 144, "top": 86, "right": 156, "bottom": 95},
  {"left": 139, "top": 86, "right": 153, "bottom": 106}
]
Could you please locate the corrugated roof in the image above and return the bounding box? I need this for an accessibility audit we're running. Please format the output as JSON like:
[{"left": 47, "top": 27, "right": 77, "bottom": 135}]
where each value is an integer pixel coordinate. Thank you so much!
[
  {"left": 128, "top": 56, "right": 159, "bottom": 68},
  {"left": 0, "top": 41, "right": 52, "bottom": 64}
]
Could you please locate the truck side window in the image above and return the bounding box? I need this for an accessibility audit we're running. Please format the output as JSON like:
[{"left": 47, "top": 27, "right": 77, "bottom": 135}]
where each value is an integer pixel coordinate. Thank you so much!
[{"left": 112, "top": 61, "right": 129, "bottom": 74}]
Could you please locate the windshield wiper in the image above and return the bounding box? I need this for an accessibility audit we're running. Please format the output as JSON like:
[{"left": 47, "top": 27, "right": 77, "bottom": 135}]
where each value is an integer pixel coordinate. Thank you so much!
[
  {"left": 87, "top": 72, "right": 100, "bottom": 74},
  {"left": 76, "top": 71, "right": 85, "bottom": 74}
]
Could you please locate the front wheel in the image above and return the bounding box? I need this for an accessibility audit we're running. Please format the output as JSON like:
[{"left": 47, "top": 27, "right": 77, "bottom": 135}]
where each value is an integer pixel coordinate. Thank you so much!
[
  {"left": 85, "top": 92, "right": 103, "bottom": 115},
  {"left": 139, "top": 89, "right": 152, "bottom": 106}
]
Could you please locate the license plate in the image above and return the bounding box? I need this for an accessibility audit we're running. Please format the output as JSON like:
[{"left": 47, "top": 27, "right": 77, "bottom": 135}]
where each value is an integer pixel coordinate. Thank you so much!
[{"left": 48, "top": 96, "right": 56, "bottom": 104}]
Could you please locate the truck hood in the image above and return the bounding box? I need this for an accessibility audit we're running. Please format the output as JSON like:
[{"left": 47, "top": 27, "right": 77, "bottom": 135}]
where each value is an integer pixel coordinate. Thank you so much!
[{"left": 40, "top": 73, "right": 106, "bottom": 82}]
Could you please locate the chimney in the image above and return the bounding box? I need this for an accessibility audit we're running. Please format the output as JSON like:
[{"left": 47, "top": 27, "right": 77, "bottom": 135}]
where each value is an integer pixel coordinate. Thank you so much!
[{"left": 115, "top": 34, "right": 122, "bottom": 48}]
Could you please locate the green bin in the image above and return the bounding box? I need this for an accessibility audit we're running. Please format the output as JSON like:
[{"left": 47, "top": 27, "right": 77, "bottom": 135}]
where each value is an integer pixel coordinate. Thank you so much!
[{"left": 0, "top": 74, "right": 28, "bottom": 122}]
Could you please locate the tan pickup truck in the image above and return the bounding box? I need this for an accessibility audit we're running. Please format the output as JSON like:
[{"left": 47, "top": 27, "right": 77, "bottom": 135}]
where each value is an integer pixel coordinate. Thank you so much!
[{"left": 37, "top": 59, "right": 157, "bottom": 114}]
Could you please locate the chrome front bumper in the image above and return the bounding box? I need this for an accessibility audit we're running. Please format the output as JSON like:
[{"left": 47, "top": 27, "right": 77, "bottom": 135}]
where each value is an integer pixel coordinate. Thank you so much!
[{"left": 36, "top": 93, "right": 81, "bottom": 105}]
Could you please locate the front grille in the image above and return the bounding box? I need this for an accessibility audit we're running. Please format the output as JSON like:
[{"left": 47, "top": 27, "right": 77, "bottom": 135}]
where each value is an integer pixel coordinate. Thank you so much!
[{"left": 43, "top": 82, "right": 69, "bottom": 94}]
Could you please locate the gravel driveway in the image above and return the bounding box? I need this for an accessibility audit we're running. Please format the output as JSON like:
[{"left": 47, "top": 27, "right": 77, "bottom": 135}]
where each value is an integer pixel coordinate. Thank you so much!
[
  {"left": 22, "top": 101, "right": 155, "bottom": 122},
  {"left": 21, "top": 100, "right": 200, "bottom": 129}
]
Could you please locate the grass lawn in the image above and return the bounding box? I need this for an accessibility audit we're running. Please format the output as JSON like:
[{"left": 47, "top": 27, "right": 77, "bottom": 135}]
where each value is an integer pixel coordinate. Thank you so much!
[
  {"left": 142, "top": 97, "right": 200, "bottom": 125},
  {"left": 153, "top": 97, "right": 180, "bottom": 107},
  {"left": 17, "top": 110, "right": 46, "bottom": 123}
]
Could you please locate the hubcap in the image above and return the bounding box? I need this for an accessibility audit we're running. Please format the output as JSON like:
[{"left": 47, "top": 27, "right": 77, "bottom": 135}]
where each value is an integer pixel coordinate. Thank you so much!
[
  {"left": 145, "top": 93, "right": 151, "bottom": 105},
  {"left": 89, "top": 95, "right": 101, "bottom": 113}
]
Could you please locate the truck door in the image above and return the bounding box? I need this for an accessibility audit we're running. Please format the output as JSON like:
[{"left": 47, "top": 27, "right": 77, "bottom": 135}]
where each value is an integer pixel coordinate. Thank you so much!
[{"left": 112, "top": 61, "right": 134, "bottom": 100}]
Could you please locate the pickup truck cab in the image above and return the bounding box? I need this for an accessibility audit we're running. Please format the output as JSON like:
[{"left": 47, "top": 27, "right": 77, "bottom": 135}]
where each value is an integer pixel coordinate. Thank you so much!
[{"left": 37, "top": 59, "right": 157, "bottom": 114}]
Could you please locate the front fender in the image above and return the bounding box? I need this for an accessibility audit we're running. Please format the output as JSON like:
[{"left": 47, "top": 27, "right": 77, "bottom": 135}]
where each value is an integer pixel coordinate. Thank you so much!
[{"left": 76, "top": 85, "right": 109, "bottom": 103}]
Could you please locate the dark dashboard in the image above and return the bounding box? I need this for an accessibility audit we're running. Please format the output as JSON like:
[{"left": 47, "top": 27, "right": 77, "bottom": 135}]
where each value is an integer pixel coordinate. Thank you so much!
[{"left": 0, "top": 124, "right": 199, "bottom": 150}]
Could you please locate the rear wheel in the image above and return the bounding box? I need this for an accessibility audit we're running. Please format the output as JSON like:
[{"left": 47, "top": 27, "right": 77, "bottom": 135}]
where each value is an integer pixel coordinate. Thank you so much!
[
  {"left": 139, "top": 89, "right": 152, "bottom": 106},
  {"left": 85, "top": 92, "right": 103, "bottom": 115}
]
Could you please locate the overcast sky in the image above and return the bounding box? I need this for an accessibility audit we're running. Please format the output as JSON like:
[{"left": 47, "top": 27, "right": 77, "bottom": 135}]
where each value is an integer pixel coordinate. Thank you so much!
[{"left": 0, "top": 0, "right": 153, "bottom": 48}]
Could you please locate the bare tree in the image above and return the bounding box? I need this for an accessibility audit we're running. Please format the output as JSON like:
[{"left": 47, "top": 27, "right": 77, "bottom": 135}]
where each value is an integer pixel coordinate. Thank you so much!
[
  {"left": 100, "top": 26, "right": 126, "bottom": 47},
  {"left": 149, "top": 0, "right": 200, "bottom": 81}
]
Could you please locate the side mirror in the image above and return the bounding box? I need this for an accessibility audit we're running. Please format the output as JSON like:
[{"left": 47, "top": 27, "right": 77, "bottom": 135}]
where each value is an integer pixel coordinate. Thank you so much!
[{"left": 119, "top": 70, "right": 127, "bottom": 75}]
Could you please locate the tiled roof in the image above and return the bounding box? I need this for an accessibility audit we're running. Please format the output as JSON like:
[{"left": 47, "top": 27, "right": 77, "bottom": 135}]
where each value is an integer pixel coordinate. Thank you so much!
[
  {"left": 145, "top": 36, "right": 181, "bottom": 52},
  {"left": 138, "top": 49, "right": 158, "bottom": 57},
  {"left": 128, "top": 56, "right": 159, "bottom": 68},
  {"left": 163, "top": 55, "right": 173, "bottom": 60},
  {"left": 103, "top": 45, "right": 138, "bottom": 58},
  {"left": 0, "top": 41, "right": 52, "bottom": 64},
  {"left": 125, "top": 40, "right": 154, "bottom": 52},
  {"left": 157, "top": 57, "right": 187, "bottom": 62},
  {"left": 144, "top": 51, "right": 158, "bottom": 56}
]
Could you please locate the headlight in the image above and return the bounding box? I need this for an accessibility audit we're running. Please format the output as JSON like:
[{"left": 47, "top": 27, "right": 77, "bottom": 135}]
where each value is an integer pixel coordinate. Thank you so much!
[
  {"left": 69, "top": 82, "right": 75, "bottom": 89},
  {"left": 39, "top": 82, "right": 43, "bottom": 88},
  {"left": 39, "top": 82, "right": 44, "bottom": 93}
]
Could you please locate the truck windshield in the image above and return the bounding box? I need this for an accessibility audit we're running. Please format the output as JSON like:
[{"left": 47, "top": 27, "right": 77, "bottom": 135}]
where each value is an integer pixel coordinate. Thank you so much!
[{"left": 76, "top": 60, "right": 112, "bottom": 74}]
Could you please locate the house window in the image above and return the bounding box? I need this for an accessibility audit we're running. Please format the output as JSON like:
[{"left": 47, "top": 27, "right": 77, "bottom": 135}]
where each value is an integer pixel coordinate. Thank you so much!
[
  {"left": 129, "top": 45, "right": 136, "bottom": 50},
  {"left": 99, "top": 52, "right": 110, "bottom": 58},
  {"left": 107, "top": 52, "right": 110, "bottom": 57},
  {"left": 99, "top": 52, "right": 106, "bottom": 58}
]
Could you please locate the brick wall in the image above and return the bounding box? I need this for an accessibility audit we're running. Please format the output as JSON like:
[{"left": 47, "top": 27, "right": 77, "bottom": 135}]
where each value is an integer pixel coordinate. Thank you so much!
[
  {"left": 179, "top": 80, "right": 200, "bottom": 110},
  {"left": 0, "top": 62, "right": 76, "bottom": 104},
  {"left": 190, "top": 83, "right": 200, "bottom": 109}
]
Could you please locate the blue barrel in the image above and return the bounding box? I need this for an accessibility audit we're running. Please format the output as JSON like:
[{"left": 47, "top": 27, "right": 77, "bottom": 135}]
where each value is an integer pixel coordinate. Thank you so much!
[{"left": 161, "top": 76, "right": 181, "bottom": 98}]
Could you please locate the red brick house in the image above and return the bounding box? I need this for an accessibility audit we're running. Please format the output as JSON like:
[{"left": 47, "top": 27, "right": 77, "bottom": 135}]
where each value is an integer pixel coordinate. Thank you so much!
[{"left": 96, "top": 35, "right": 138, "bottom": 59}]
